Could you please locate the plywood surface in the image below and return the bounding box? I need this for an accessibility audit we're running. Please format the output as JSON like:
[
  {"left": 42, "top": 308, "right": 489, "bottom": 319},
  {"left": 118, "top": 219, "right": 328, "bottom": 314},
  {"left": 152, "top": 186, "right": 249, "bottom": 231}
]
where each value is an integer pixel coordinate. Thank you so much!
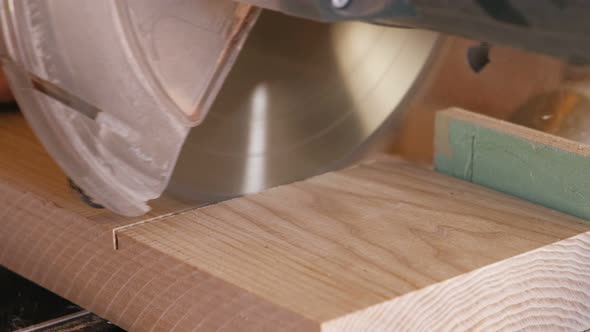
[{"left": 2, "top": 112, "right": 590, "bottom": 331}]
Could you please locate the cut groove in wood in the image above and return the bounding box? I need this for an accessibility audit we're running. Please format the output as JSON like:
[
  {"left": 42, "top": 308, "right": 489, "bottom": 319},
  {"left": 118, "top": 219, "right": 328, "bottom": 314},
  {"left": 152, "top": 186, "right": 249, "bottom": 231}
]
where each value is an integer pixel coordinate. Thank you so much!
[{"left": 111, "top": 206, "right": 204, "bottom": 250}]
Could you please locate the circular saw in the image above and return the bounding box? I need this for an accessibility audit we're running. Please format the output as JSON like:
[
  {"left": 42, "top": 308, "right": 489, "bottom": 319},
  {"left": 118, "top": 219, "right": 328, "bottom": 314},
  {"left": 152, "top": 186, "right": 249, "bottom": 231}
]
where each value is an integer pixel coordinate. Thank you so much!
[{"left": 1, "top": 0, "right": 587, "bottom": 216}]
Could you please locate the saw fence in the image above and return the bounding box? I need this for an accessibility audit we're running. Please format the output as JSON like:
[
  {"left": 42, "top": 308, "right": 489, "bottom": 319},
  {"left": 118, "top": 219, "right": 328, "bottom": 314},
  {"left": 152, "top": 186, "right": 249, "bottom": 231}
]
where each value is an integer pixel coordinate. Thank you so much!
[{"left": 0, "top": 110, "right": 589, "bottom": 331}]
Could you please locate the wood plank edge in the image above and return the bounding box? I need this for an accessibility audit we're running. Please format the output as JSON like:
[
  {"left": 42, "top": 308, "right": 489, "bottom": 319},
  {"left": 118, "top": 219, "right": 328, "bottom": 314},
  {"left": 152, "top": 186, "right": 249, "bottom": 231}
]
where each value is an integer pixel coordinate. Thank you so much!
[
  {"left": 0, "top": 180, "right": 319, "bottom": 332},
  {"left": 323, "top": 231, "right": 590, "bottom": 331}
]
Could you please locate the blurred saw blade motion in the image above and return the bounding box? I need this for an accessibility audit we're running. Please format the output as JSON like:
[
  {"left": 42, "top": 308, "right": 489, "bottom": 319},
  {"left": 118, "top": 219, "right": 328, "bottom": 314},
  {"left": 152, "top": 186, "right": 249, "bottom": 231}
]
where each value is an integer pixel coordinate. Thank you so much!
[
  {"left": 167, "top": 10, "right": 438, "bottom": 201},
  {"left": 0, "top": 0, "right": 261, "bottom": 215},
  {"left": 170, "top": 0, "right": 590, "bottom": 203},
  {"left": 0, "top": 0, "right": 439, "bottom": 214}
]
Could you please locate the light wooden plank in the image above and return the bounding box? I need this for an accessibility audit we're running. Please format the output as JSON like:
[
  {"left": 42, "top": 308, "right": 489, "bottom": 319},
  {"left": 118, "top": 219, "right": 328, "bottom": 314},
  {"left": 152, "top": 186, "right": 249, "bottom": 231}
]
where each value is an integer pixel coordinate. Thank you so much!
[
  {"left": 0, "top": 179, "right": 316, "bottom": 332},
  {"left": 119, "top": 157, "right": 590, "bottom": 331},
  {"left": 3, "top": 111, "right": 590, "bottom": 331},
  {"left": 435, "top": 107, "right": 590, "bottom": 221},
  {"left": 0, "top": 112, "right": 315, "bottom": 332},
  {"left": 325, "top": 230, "right": 590, "bottom": 331}
]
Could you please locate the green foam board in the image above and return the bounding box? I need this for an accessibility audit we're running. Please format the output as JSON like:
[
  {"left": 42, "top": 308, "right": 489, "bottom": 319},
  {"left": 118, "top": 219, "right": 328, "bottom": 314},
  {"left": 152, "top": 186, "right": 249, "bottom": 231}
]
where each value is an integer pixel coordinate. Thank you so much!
[{"left": 435, "top": 108, "right": 590, "bottom": 221}]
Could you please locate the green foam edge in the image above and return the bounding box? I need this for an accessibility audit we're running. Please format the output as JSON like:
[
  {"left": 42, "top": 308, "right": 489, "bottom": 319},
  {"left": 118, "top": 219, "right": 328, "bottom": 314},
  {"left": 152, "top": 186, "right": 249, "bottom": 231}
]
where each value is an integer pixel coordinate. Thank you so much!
[{"left": 435, "top": 111, "right": 590, "bottom": 221}]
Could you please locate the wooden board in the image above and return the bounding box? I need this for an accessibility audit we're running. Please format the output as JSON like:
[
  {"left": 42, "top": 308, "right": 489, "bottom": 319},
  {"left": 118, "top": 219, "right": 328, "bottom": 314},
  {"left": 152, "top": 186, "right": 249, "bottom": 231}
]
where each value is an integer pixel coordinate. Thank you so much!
[
  {"left": 435, "top": 107, "right": 590, "bottom": 221},
  {"left": 2, "top": 112, "right": 590, "bottom": 331},
  {"left": 118, "top": 157, "right": 590, "bottom": 331}
]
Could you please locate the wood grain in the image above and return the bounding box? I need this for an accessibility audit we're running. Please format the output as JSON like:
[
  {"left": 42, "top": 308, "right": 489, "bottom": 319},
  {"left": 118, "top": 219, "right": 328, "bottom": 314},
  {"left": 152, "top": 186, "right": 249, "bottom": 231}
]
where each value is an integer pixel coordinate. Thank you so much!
[
  {"left": 325, "top": 231, "right": 590, "bottom": 331},
  {"left": 120, "top": 157, "right": 590, "bottom": 330},
  {"left": 0, "top": 112, "right": 316, "bottom": 332},
  {"left": 436, "top": 107, "right": 590, "bottom": 221},
  {"left": 0, "top": 180, "right": 316, "bottom": 332},
  {"left": 2, "top": 112, "right": 590, "bottom": 331}
]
